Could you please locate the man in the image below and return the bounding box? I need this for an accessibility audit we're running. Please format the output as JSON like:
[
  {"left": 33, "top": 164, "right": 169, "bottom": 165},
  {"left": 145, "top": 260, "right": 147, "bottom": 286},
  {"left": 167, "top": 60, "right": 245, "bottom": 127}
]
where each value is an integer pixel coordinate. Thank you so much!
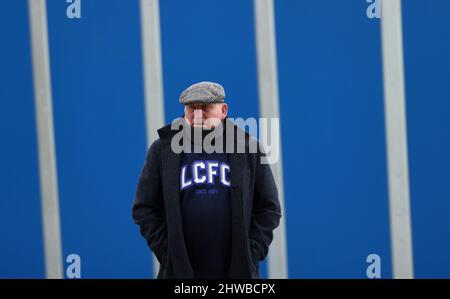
[{"left": 132, "top": 81, "right": 281, "bottom": 279}]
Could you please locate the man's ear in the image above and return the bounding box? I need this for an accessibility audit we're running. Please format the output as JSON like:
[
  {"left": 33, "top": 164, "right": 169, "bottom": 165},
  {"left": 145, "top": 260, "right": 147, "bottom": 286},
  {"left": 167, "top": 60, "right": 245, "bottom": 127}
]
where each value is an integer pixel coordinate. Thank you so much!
[{"left": 222, "top": 103, "right": 228, "bottom": 118}]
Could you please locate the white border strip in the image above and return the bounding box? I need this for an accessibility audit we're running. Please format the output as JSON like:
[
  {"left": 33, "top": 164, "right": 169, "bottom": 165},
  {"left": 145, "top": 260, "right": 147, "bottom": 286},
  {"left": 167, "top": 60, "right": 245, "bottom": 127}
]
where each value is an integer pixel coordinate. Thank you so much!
[
  {"left": 380, "top": 0, "right": 414, "bottom": 279},
  {"left": 253, "top": 0, "right": 288, "bottom": 279},
  {"left": 139, "top": 0, "right": 166, "bottom": 278},
  {"left": 28, "top": 0, "right": 63, "bottom": 279}
]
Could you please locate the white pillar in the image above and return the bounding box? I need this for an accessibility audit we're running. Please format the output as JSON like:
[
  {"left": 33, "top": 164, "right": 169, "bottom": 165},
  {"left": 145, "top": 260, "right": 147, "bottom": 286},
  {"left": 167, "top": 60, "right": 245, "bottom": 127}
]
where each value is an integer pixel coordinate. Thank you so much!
[
  {"left": 380, "top": 0, "right": 414, "bottom": 279},
  {"left": 28, "top": 0, "right": 63, "bottom": 279},
  {"left": 253, "top": 0, "right": 288, "bottom": 279}
]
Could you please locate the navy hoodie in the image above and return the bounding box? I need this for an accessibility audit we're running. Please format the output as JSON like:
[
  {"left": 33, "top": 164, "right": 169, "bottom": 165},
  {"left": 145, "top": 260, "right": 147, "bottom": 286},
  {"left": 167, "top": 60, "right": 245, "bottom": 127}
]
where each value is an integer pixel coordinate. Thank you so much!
[{"left": 179, "top": 122, "right": 231, "bottom": 279}]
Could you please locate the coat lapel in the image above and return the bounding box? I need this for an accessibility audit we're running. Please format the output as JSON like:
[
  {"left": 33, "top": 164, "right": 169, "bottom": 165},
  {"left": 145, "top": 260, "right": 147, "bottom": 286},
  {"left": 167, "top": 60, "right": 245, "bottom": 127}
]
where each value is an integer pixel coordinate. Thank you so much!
[
  {"left": 228, "top": 126, "right": 253, "bottom": 278},
  {"left": 159, "top": 124, "right": 194, "bottom": 278}
]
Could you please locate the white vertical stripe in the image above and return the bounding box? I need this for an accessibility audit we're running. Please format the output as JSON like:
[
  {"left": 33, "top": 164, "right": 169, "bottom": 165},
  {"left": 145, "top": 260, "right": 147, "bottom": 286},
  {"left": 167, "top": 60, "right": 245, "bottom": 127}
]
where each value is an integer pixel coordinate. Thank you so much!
[
  {"left": 28, "top": 0, "right": 63, "bottom": 279},
  {"left": 253, "top": 0, "right": 288, "bottom": 279},
  {"left": 140, "top": 0, "right": 166, "bottom": 278},
  {"left": 380, "top": 0, "right": 414, "bottom": 279}
]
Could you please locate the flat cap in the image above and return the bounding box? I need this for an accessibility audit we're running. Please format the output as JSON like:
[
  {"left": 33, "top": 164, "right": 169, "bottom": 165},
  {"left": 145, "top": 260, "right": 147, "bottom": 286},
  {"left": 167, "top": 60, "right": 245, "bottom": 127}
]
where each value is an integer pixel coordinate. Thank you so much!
[{"left": 179, "top": 81, "right": 225, "bottom": 105}]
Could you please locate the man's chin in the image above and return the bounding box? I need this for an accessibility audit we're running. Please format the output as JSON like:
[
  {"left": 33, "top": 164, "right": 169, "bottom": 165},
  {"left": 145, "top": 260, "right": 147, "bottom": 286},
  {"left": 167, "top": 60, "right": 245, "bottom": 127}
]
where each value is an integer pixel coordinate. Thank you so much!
[
  {"left": 190, "top": 119, "right": 223, "bottom": 129},
  {"left": 197, "top": 125, "right": 215, "bottom": 130},
  {"left": 192, "top": 123, "right": 206, "bottom": 128}
]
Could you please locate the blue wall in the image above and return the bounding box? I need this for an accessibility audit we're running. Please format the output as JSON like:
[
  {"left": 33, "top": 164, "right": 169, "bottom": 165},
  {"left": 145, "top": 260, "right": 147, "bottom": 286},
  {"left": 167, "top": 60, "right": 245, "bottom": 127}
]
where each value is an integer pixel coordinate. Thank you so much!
[
  {"left": 403, "top": 0, "right": 450, "bottom": 278},
  {"left": 275, "top": 0, "right": 391, "bottom": 278},
  {"left": 1, "top": 0, "right": 449, "bottom": 278},
  {"left": 46, "top": 0, "right": 150, "bottom": 278},
  {"left": 0, "top": 0, "right": 45, "bottom": 278}
]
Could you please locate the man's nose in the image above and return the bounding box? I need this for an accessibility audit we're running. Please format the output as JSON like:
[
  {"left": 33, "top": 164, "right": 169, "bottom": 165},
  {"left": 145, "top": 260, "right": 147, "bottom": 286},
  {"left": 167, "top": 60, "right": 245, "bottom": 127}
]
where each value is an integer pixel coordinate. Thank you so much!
[{"left": 193, "top": 109, "right": 203, "bottom": 120}]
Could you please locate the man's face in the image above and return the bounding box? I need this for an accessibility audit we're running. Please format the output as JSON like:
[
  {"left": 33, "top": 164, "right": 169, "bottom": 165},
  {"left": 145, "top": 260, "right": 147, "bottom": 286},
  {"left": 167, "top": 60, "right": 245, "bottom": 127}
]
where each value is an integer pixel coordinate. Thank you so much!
[{"left": 184, "top": 103, "right": 228, "bottom": 129}]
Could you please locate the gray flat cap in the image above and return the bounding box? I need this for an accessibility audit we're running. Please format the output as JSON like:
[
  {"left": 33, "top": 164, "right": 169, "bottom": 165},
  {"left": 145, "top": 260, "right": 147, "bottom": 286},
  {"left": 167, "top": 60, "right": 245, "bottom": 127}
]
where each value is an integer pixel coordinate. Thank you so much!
[{"left": 179, "top": 81, "right": 225, "bottom": 105}]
